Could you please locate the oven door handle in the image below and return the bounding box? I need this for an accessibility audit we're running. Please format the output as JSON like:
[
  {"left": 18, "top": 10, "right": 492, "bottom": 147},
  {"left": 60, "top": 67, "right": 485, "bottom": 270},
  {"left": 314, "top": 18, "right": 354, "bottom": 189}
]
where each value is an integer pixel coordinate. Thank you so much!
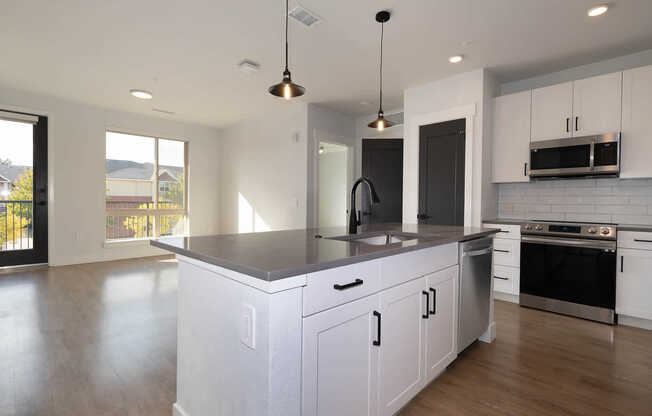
[{"left": 522, "top": 235, "right": 616, "bottom": 250}]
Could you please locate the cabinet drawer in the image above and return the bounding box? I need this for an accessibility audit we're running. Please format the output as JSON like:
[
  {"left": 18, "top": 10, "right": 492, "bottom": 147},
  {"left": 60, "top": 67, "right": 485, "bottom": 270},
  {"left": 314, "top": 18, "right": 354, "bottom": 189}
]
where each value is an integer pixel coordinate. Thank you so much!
[
  {"left": 618, "top": 231, "right": 652, "bottom": 250},
  {"left": 483, "top": 223, "right": 521, "bottom": 240},
  {"left": 492, "top": 265, "right": 519, "bottom": 295},
  {"left": 303, "top": 260, "right": 381, "bottom": 316},
  {"left": 493, "top": 239, "right": 520, "bottom": 267},
  {"left": 381, "top": 243, "right": 458, "bottom": 290}
]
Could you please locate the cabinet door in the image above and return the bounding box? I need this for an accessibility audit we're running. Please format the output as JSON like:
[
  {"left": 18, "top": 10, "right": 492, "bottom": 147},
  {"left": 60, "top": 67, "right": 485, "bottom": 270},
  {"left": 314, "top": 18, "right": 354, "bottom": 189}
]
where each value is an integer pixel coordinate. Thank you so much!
[
  {"left": 302, "top": 295, "right": 380, "bottom": 416},
  {"left": 621, "top": 65, "right": 652, "bottom": 178},
  {"left": 424, "top": 267, "right": 458, "bottom": 384},
  {"left": 572, "top": 72, "right": 622, "bottom": 136},
  {"left": 378, "top": 277, "right": 426, "bottom": 416},
  {"left": 617, "top": 249, "right": 652, "bottom": 320},
  {"left": 531, "top": 82, "right": 573, "bottom": 142},
  {"left": 492, "top": 91, "right": 531, "bottom": 183}
]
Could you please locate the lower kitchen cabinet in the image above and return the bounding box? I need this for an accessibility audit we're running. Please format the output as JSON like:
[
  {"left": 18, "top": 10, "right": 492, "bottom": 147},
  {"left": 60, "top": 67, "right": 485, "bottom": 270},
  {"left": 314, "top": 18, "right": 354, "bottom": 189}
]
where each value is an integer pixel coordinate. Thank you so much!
[
  {"left": 301, "top": 294, "right": 380, "bottom": 416},
  {"left": 617, "top": 248, "right": 652, "bottom": 321}
]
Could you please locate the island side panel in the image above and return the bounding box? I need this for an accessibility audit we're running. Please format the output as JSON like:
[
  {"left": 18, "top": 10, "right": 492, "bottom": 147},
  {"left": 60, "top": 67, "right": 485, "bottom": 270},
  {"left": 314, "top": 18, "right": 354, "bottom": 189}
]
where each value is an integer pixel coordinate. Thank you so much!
[{"left": 175, "top": 257, "right": 302, "bottom": 416}]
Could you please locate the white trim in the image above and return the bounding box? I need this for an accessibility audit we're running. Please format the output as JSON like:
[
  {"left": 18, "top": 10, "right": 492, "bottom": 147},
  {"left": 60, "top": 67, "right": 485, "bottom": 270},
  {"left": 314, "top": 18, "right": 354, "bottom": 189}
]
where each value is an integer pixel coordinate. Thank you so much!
[
  {"left": 493, "top": 292, "right": 519, "bottom": 304},
  {"left": 173, "top": 403, "right": 190, "bottom": 416},
  {"left": 405, "top": 103, "right": 476, "bottom": 226},
  {"left": 177, "top": 255, "right": 307, "bottom": 294},
  {"left": 618, "top": 315, "right": 652, "bottom": 331},
  {"left": 479, "top": 321, "right": 496, "bottom": 343},
  {"left": 103, "top": 238, "right": 152, "bottom": 248},
  {"left": 0, "top": 110, "right": 38, "bottom": 124}
]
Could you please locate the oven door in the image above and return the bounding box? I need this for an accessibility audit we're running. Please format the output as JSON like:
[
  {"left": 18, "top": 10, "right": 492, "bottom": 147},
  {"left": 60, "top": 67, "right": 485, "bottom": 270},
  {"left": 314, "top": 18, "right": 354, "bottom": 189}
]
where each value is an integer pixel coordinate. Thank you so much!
[{"left": 520, "top": 235, "right": 616, "bottom": 323}]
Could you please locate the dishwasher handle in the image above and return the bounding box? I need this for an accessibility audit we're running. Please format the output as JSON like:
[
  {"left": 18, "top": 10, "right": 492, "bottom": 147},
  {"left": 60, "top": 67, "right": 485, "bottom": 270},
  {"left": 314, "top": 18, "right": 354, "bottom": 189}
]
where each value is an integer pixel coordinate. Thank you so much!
[{"left": 462, "top": 247, "right": 492, "bottom": 257}]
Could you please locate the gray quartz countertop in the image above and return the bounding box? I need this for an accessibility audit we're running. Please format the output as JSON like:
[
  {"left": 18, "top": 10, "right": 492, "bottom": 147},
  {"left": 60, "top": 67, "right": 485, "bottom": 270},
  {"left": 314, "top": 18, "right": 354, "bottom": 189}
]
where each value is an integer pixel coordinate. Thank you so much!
[
  {"left": 151, "top": 223, "right": 498, "bottom": 281},
  {"left": 482, "top": 218, "right": 527, "bottom": 225},
  {"left": 618, "top": 224, "right": 652, "bottom": 232}
]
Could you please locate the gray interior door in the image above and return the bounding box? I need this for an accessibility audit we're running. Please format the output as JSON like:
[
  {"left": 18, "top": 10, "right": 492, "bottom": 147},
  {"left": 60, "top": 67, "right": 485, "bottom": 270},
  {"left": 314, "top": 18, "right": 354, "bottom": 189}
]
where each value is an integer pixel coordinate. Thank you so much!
[
  {"left": 361, "top": 139, "right": 403, "bottom": 224},
  {"left": 418, "top": 119, "right": 465, "bottom": 226}
]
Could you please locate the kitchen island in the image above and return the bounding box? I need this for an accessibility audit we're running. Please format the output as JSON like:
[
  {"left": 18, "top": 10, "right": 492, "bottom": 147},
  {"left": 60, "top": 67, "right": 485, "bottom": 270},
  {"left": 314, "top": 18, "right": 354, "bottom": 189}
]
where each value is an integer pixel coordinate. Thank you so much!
[{"left": 152, "top": 223, "right": 498, "bottom": 416}]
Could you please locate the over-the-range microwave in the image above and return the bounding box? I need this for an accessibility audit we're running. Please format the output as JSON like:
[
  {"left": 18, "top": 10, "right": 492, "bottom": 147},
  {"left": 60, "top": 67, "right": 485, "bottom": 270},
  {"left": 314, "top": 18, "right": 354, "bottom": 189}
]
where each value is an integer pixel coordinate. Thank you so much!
[{"left": 529, "top": 132, "right": 620, "bottom": 178}]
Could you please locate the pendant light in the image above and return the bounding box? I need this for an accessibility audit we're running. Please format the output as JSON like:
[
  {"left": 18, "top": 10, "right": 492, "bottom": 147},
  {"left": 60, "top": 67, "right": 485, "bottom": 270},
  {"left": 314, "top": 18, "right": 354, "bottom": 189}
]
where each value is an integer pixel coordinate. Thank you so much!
[
  {"left": 269, "top": 0, "right": 305, "bottom": 99},
  {"left": 368, "top": 11, "right": 393, "bottom": 131}
]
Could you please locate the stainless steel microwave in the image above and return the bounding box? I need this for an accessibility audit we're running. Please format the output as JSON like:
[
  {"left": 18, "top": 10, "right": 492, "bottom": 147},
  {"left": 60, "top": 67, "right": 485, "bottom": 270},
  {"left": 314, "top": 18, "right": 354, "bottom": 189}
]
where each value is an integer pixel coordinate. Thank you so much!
[{"left": 529, "top": 132, "right": 620, "bottom": 178}]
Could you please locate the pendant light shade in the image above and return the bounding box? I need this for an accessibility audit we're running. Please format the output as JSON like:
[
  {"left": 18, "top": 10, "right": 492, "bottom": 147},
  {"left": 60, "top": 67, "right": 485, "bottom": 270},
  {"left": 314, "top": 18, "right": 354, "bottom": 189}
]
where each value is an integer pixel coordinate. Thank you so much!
[
  {"left": 269, "top": 0, "right": 305, "bottom": 99},
  {"left": 368, "top": 10, "right": 393, "bottom": 131}
]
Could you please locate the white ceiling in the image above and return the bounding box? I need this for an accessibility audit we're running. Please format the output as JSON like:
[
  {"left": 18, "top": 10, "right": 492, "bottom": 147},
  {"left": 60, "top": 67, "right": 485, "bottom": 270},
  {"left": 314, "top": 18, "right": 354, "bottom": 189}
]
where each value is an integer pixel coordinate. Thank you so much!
[{"left": 2, "top": 0, "right": 652, "bottom": 128}]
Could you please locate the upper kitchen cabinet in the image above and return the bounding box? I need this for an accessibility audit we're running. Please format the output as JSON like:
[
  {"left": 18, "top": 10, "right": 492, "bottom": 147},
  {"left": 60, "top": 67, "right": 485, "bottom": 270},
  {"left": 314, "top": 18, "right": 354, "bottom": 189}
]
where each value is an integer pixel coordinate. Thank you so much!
[
  {"left": 572, "top": 72, "right": 622, "bottom": 136},
  {"left": 621, "top": 64, "right": 652, "bottom": 178},
  {"left": 530, "top": 73, "right": 622, "bottom": 142},
  {"left": 492, "top": 90, "right": 532, "bottom": 183},
  {"left": 531, "top": 82, "right": 573, "bottom": 142}
]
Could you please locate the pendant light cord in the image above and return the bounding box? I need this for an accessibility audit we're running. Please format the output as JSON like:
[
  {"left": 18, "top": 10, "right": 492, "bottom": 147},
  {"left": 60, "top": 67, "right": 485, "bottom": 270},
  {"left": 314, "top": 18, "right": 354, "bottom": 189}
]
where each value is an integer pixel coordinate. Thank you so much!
[
  {"left": 379, "top": 20, "right": 384, "bottom": 113},
  {"left": 285, "top": 0, "right": 289, "bottom": 71}
]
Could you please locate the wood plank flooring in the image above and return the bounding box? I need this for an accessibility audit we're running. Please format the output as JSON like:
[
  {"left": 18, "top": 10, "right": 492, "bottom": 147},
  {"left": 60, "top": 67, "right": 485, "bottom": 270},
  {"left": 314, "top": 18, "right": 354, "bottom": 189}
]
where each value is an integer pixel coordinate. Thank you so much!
[{"left": 1, "top": 257, "right": 651, "bottom": 415}]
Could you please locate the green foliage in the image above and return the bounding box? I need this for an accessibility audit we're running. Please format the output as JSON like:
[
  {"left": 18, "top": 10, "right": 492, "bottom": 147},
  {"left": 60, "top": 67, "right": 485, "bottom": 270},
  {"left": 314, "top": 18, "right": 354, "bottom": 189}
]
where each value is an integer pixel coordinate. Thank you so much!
[{"left": 1, "top": 168, "right": 33, "bottom": 245}]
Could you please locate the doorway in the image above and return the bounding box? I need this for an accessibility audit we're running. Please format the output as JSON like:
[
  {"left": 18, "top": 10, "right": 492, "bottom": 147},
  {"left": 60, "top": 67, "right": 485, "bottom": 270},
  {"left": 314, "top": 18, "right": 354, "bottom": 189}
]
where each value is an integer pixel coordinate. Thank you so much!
[
  {"left": 361, "top": 139, "right": 403, "bottom": 224},
  {"left": 418, "top": 118, "right": 465, "bottom": 226},
  {"left": 318, "top": 141, "right": 349, "bottom": 227},
  {"left": 0, "top": 110, "right": 48, "bottom": 266}
]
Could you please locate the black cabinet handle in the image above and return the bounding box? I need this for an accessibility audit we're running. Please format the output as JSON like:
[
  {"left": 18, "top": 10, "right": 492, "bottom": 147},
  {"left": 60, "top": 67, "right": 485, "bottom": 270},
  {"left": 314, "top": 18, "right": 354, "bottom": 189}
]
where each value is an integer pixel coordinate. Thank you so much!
[
  {"left": 575, "top": 116, "right": 579, "bottom": 131},
  {"left": 634, "top": 239, "right": 652, "bottom": 243},
  {"left": 498, "top": 230, "right": 510, "bottom": 234},
  {"left": 429, "top": 288, "right": 437, "bottom": 314},
  {"left": 566, "top": 118, "right": 570, "bottom": 133},
  {"left": 524, "top": 162, "right": 528, "bottom": 176},
  {"left": 493, "top": 276, "right": 509, "bottom": 281},
  {"left": 333, "top": 279, "right": 363, "bottom": 291},
  {"left": 494, "top": 249, "right": 510, "bottom": 253},
  {"left": 621, "top": 256, "right": 624, "bottom": 273},
  {"left": 373, "top": 311, "right": 381, "bottom": 346},
  {"left": 422, "top": 291, "right": 429, "bottom": 319}
]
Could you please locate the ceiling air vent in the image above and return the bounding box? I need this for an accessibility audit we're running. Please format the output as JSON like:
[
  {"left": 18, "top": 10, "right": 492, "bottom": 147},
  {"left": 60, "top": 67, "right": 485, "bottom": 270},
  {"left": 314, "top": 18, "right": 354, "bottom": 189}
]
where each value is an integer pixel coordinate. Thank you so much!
[
  {"left": 385, "top": 112, "right": 404, "bottom": 126},
  {"left": 289, "top": 5, "right": 321, "bottom": 27}
]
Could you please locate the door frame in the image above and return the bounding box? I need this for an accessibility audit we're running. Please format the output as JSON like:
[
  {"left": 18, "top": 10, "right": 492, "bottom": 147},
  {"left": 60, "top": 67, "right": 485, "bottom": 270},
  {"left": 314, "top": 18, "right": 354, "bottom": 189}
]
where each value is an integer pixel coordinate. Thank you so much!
[
  {"left": 0, "top": 102, "right": 54, "bottom": 267},
  {"left": 405, "top": 104, "right": 476, "bottom": 226}
]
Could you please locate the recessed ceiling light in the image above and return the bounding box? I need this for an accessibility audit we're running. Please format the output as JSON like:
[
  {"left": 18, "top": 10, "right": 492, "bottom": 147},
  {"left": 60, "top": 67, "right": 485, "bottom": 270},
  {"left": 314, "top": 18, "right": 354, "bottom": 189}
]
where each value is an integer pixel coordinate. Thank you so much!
[
  {"left": 449, "top": 55, "right": 464, "bottom": 64},
  {"left": 588, "top": 5, "right": 608, "bottom": 17},
  {"left": 130, "top": 89, "right": 153, "bottom": 100}
]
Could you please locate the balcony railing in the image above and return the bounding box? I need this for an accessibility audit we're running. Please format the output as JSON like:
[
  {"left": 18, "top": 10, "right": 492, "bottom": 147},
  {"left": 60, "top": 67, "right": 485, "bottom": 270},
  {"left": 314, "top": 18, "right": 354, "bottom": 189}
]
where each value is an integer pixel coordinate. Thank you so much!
[
  {"left": 105, "top": 200, "right": 185, "bottom": 241},
  {"left": 0, "top": 200, "right": 33, "bottom": 251}
]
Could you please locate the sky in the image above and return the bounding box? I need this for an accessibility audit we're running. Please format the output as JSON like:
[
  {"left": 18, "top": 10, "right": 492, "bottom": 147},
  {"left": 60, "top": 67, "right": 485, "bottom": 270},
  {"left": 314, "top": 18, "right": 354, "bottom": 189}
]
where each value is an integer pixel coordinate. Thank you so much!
[{"left": 0, "top": 119, "right": 33, "bottom": 166}]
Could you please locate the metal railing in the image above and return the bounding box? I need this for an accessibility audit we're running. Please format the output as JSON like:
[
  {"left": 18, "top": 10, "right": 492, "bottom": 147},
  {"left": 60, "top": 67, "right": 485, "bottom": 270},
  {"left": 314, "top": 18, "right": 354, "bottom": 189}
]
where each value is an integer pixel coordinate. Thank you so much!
[
  {"left": 105, "top": 200, "right": 185, "bottom": 240},
  {"left": 0, "top": 200, "right": 33, "bottom": 251}
]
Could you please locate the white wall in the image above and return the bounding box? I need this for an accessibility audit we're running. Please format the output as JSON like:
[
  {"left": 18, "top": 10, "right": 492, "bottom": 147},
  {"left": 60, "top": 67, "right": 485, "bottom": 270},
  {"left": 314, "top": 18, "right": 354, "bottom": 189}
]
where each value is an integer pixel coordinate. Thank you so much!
[
  {"left": 0, "top": 86, "right": 221, "bottom": 266},
  {"left": 318, "top": 150, "right": 348, "bottom": 227},
  {"left": 500, "top": 48, "right": 652, "bottom": 95},
  {"left": 402, "top": 69, "right": 497, "bottom": 226},
  {"left": 219, "top": 103, "right": 308, "bottom": 234}
]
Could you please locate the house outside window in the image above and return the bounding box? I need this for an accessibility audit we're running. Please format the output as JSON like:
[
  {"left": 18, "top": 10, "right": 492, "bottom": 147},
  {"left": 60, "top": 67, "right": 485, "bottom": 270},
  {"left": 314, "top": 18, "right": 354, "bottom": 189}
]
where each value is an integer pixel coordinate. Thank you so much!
[{"left": 105, "top": 131, "right": 188, "bottom": 240}]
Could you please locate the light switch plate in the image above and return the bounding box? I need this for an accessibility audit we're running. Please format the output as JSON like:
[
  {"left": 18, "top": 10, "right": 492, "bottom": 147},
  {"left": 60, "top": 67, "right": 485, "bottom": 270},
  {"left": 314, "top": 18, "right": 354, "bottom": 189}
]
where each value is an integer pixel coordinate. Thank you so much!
[{"left": 240, "top": 303, "right": 256, "bottom": 349}]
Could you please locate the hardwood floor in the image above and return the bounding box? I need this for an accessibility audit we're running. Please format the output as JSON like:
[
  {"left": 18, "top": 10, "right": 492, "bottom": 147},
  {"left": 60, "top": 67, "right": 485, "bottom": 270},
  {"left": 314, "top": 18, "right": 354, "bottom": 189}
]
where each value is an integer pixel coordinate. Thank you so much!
[{"left": 1, "top": 257, "right": 651, "bottom": 415}]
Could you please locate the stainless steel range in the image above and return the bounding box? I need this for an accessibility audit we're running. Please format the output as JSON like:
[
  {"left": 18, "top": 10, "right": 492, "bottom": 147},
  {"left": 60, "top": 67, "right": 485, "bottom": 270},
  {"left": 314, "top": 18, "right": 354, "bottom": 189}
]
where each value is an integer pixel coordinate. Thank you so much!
[{"left": 520, "top": 221, "right": 617, "bottom": 324}]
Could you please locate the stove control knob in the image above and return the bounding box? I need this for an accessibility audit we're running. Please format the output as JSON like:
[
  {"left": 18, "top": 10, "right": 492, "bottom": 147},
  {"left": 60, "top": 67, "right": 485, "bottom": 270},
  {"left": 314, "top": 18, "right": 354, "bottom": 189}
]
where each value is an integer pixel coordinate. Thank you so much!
[
  {"left": 587, "top": 228, "right": 597, "bottom": 234},
  {"left": 523, "top": 224, "right": 532, "bottom": 231},
  {"left": 600, "top": 228, "right": 611, "bottom": 235},
  {"left": 535, "top": 225, "right": 544, "bottom": 231}
]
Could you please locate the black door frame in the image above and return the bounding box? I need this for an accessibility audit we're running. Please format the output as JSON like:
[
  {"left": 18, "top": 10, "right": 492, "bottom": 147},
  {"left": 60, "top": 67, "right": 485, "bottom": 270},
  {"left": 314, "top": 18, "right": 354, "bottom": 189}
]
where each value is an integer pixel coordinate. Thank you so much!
[{"left": 0, "top": 112, "right": 48, "bottom": 266}]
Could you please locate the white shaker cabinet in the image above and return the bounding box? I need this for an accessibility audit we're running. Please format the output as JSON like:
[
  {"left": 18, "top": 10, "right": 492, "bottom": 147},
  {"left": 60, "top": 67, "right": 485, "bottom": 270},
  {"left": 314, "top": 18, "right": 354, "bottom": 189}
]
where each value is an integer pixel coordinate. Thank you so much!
[
  {"left": 424, "top": 268, "right": 458, "bottom": 383},
  {"left": 378, "top": 277, "right": 427, "bottom": 416},
  {"left": 301, "top": 294, "right": 380, "bottom": 416},
  {"left": 531, "top": 82, "right": 573, "bottom": 142},
  {"left": 617, "top": 248, "right": 652, "bottom": 321},
  {"left": 572, "top": 71, "right": 622, "bottom": 136},
  {"left": 621, "top": 64, "right": 652, "bottom": 178},
  {"left": 492, "top": 90, "right": 532, "bottom": 183}
]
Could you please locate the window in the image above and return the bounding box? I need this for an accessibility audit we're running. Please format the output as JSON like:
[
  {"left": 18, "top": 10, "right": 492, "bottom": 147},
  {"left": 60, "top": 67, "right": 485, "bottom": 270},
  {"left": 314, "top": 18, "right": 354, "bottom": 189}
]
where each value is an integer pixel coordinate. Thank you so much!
[{"left": 105, "top": 131, "right": 187, "bottom": 240}]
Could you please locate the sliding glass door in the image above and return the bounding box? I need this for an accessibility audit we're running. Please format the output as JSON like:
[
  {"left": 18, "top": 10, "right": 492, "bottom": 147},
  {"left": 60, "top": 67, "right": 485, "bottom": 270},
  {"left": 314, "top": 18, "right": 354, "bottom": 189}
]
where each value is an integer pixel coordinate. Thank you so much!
[{"left": 0, "top": 110, "right": 48, "bottom": 266}]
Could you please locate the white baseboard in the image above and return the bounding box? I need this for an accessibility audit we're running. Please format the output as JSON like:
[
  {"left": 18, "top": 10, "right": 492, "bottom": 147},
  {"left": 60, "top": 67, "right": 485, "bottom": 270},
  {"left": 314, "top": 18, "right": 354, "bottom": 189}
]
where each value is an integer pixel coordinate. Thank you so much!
[
  {"left": 479, "top": 321, "right": 496, "bottom": 343},
  {"left": 173, "top": 403, "right": 189, "bottom": 416},
  {"left": 494, "top": 291, "right": 519, "bottom": 304},
  {"left": 619, "top": 315, "right": 652, "bottom": 331}
]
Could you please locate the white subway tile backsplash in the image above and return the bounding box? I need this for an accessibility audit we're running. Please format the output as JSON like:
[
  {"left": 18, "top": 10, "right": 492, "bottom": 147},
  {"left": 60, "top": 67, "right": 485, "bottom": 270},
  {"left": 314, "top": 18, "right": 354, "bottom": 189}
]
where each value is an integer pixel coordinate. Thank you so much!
[{"left": 498, "top": 178, "right": 652, "bottom": 225}]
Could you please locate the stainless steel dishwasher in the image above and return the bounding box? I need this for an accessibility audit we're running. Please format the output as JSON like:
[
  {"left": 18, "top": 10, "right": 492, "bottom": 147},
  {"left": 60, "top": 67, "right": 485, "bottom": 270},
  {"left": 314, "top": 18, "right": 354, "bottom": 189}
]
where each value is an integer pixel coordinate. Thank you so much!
[{"left": 457, "top": 236, "right": 493, "bottom": 353}]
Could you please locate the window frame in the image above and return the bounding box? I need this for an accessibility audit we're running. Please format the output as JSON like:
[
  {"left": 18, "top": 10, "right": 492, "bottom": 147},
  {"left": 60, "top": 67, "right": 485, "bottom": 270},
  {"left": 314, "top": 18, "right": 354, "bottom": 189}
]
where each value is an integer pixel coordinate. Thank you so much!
[{"left": 105, "top": 129, "right": 189, "bottom": 240}]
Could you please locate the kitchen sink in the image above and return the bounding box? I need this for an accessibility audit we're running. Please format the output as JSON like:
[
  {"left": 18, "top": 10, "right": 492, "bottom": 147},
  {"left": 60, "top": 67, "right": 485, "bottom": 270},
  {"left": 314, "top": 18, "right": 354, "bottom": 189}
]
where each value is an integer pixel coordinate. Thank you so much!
[{"left": 326, "top": 232, "right": 422, "bottom": 246}]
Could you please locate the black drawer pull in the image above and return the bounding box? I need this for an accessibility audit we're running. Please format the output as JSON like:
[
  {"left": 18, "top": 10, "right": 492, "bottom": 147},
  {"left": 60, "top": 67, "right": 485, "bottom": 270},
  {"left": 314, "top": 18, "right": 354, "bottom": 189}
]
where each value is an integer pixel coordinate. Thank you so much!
[
  {"left": 494, "top": 249, "right": 510, "bottom": 253},
  {"left": 493, "top": 276, "right": 509, "bottom": 281},
  {"left": 621, "top": 256, "right": 624, "bottom": 273},
  {"left": 429, "top": 288, "right": 437, "bottom": 314},
  {"left": 634, "top": 239, "right": 652, "bottom": 243},
  {"left": 422, "top": 291, "right": 429, "bottom": 319},
  {"left": 498, "top": 230, "right": 510, "bottom": 233},
  {"left": 334, "top": 279, "right": 363, "bottom": 290},
  {"left": 373, "top": 311, "right": 381, "bottom": 346}
]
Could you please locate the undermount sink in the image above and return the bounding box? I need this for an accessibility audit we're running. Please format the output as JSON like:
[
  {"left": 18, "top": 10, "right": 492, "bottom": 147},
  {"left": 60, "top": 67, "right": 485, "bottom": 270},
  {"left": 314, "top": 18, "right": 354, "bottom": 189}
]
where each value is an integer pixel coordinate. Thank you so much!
[{"left": 326, "top": 232, "right": 422, "bottom": 246}]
